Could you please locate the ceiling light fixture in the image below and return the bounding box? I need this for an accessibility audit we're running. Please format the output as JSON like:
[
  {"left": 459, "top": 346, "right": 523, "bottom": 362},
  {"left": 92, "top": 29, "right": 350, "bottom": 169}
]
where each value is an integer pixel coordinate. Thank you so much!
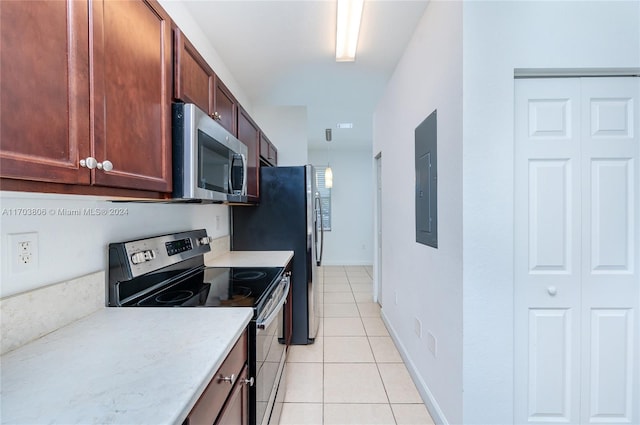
[
  {"left": 325, "top": 128, "right": 333, "bottom": 188},
  {"left": 335, "top": 0, "right": 364, "bottom": 62}
]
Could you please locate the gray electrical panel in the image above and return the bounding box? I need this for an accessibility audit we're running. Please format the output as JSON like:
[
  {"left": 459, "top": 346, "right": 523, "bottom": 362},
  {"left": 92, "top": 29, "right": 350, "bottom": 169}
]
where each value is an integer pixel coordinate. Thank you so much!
[{"left": 415, "top": 110, "right": 438, "bottom": 248}]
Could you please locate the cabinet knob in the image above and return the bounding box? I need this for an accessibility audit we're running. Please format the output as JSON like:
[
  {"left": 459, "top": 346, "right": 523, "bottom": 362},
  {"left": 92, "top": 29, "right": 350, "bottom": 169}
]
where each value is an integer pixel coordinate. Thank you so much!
[
  {"left": 547, "top": 286, "right": 558, "bottom": 296},
  {"left": 241, "top": 377, "right": 255, "bottom": 387},
  {"left": 80, "top": 157, "right": 98, "bottom": 169},
  {"left": 219, "top": 373, "right": 236, "bottom": 385},
  {"left": 97, "top": 160, "right": 113, "bottom": 172},
  {"left": 80, "top": 157, "right": 113, "bottom": 172}
]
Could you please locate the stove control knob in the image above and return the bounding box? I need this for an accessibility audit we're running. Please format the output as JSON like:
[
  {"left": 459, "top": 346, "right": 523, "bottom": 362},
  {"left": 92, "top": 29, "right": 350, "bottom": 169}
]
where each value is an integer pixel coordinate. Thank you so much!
[
  {"left": 131, "top": 250, "right": 156, "bottom": 264},
  {"left": 131, "top": 252, "right": 146, "bottom": 265},
  {"left": 198, "top": 236, "right": 213, "bottom": 246}
]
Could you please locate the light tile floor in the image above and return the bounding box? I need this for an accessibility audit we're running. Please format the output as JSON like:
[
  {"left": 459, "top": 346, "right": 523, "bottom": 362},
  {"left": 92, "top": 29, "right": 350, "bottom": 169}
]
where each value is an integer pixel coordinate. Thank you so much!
[{"left": 279, "top": 266, "right": 435, "bottom": 425}]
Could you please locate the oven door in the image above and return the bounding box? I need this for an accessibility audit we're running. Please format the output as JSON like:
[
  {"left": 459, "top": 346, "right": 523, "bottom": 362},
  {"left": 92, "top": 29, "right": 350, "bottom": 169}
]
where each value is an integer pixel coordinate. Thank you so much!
[{"left": 255, "top": 275, "right": 289, "bottom": 425}]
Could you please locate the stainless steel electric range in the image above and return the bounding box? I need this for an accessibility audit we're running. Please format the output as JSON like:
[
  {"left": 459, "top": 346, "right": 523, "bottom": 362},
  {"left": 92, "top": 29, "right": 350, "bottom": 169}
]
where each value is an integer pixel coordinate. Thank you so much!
[{"left": 107, "top": 229, "right": 289, "bottom": 425}]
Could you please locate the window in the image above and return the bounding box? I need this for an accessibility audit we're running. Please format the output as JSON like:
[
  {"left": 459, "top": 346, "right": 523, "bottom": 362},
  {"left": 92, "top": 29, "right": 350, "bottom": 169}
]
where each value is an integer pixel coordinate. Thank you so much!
[{"left": 315, "top": 167, "right": 332, "bottom": 231}]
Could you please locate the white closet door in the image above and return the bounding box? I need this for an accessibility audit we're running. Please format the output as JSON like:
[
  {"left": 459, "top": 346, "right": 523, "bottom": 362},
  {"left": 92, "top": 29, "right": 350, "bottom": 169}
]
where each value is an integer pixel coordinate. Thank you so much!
[
  {"left": 515, "top": 77, "right": 639, "bottom": 425},
  {"left": 515, "top": 78, "right": 583, "bottom": 424},
  {"left": 580, "top": 77, "right": 639, "bottom": 424}
]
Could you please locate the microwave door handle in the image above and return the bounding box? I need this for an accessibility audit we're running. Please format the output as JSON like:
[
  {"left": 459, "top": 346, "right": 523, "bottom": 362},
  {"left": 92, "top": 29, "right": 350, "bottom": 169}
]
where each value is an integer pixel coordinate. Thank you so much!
[
  {"left": 228, "top": 155, "right": 235, "bottom": 194},
  {"left": 241, "top": 153, "right": 247, "bottom": 196}
]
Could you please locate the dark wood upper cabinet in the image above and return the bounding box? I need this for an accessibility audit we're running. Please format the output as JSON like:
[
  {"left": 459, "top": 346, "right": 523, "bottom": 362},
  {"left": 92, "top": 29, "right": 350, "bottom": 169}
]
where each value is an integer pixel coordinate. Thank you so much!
[
  {"left": 0, "top": 0, "right": 172, "bottom": 195},
  {"left": 174, "top": 29, "right": 237, "bottom": 136},
  {"left": 213, "top": 77, "right": 237, "bottom": 135},
  {"left": 173, "top": 28, "right": 213, "bottom": 117},
  {"left": 259, "top": 133, "right": 278, "bottom": 167},
  {"left": 0, "top": 0, "right": 90, "bottom": 184},
  {"left": 90, "top": 0, "right": 172, "bottom": 192},
  {"left": 237, "top": 106, "right": 260, "bottom": 201}
]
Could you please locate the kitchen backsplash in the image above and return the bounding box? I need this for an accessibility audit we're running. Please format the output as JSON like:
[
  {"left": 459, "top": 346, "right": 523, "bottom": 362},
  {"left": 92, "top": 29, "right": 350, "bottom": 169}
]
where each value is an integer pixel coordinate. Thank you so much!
[{"left": 0, "top": 271, "right": 104, "bottom": 355}]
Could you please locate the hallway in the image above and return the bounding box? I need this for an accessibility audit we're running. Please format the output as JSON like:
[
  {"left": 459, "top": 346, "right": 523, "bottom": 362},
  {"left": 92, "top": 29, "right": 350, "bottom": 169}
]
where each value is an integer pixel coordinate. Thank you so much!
[{"left": 279, "top": 265, "right": 435, "bottom": 425}]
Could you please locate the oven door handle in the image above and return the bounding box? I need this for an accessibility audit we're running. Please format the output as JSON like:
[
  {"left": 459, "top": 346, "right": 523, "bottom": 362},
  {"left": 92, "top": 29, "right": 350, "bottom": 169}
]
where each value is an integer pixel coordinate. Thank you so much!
[{"left": 256, "top": 277, "right": 290, "bottom": 330}]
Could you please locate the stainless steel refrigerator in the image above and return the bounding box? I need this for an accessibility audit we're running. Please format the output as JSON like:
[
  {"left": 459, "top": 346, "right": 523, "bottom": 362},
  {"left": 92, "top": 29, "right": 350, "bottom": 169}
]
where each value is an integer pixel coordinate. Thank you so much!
[{"left": 231, "top": 165, "right": 323, "bottom": 344}]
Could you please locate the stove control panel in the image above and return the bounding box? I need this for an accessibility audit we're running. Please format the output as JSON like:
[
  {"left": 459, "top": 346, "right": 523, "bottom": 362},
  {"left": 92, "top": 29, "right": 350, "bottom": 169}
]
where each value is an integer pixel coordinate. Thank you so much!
[
  {"left": 165, "top": 238, "right": 193, "bottom": 256},
  {"left": 109, "top": 229, "right": 211, "bottom": 281}
]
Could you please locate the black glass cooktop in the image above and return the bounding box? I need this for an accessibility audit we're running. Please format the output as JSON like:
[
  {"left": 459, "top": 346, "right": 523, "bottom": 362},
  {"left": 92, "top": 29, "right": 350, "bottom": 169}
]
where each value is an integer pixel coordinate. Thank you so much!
[{"left": 132, "top": 266, "right": 284, "bottom": 309}]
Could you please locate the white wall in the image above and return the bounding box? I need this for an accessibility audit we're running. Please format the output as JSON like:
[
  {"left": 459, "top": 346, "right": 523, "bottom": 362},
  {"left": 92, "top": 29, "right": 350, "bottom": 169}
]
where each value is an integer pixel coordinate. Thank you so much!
[
  {"left": 461, "top": 2, "right": 640, "bottom": 424},
  {"left": 308, "top": 148, "right": 374, "bottom": 266},
  {"left": 252, "top": 105, "right": 309, "bottom": 166},
  {"left": 372, "top": 2, "right": 463, "bottom": 424},
  {"left": 0, "top": 192, "right": 228, "bottom": 298},
  {"left": 0, "top": 1, "right": 239, "bottom": 299}
]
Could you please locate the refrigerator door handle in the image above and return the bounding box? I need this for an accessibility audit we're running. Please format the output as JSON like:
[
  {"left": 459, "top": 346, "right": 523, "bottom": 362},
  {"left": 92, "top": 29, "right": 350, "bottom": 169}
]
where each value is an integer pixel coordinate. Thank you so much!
[{"left": 315, "top": 193, "right": 324, "bottom": 266}]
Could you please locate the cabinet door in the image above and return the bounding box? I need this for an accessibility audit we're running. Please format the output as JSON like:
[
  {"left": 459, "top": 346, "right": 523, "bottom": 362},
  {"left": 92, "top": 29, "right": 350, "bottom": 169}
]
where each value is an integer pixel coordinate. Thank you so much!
[
  {"left": 259, "top": 133, "right": 277, "bottom": 166},
  {"left": 174, "top": 29, "right": 213, "bottom": 116},
  {"left": 237, "top": 107, "right": 259, "bottom": 201},
  {"left": 90, "top": 0, "right": 172, "bottom": 192},
  {"left": 0, "top": 0, "right": 90, "bottom": 184},
  {"left": 213, "top": 77, "right": 237, "bottom": 135},
  {"left": 215, "top": 366, "right": 249, "bottom": 425}
]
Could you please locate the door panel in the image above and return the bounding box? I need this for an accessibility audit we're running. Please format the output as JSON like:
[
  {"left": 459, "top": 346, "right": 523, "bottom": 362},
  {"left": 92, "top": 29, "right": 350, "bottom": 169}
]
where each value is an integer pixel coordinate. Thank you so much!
[
  {"left": 515, "top": 78, "right": 582, "bottom": 425},
  {"left": 0, "top": 0, "right": 90, "bottom": 184},
  {"left": 91, "top": 0, "right": 172, "bottom": 192},
  {"left": 589, "top": 159, "right": 633, "bottom": 273},
  {"left": 528, "top": 160, "right": 572, "bottom": 273},
  {"left": 527, "top": 309, "right": 573, "bottom": 422},
  {"left": 580, "top": 77, "right": 639, "bottom": 424},
  {"left": 515, "top": 77, "right": 639, "bottom": 425},
  {"left": 588, "top": 309, "right": 634, "bottom": 422}
]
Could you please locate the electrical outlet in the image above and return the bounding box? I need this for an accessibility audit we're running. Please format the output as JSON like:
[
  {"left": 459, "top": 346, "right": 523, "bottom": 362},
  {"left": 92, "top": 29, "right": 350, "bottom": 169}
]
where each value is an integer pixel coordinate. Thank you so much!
[
  {"left": 414, "top": 317, "right": 422, "bottom": 338},
  {"left": 216, "top": 215, "right": 221, "bottom": 231},
  {"left": 394, "top": 291, "right": 398, "bottom": 305},
  {"left": 427, "top": 331, "right": 437, "bottom": 357},
  {"left": 9, "top": 232, "right": 38, "bottom": 272}
]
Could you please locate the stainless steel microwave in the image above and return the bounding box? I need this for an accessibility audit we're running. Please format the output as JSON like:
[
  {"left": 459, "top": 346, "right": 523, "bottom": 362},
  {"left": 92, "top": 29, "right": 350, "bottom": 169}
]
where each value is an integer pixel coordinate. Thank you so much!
[{"left": 172, "top": 103, "right": 248, "bottom": 203}]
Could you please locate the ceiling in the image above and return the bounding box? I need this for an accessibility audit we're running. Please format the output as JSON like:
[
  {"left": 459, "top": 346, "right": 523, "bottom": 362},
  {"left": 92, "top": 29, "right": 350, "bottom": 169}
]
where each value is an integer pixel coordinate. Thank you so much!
[{"left": 182, "top": 0, "right": 429, "bottom": 150}]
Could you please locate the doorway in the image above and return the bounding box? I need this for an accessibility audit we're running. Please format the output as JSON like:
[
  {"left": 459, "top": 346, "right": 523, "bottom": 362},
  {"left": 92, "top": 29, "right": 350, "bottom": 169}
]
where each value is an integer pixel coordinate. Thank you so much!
[{"left": 374, "top": 152, "right": 382, "bottom": 305}]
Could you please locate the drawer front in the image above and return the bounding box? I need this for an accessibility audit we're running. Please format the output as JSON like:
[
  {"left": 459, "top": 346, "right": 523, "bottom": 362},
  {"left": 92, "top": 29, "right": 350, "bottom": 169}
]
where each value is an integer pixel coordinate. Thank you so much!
[{"left": 187, "top": 331, "right": 248, "bottom": 425}]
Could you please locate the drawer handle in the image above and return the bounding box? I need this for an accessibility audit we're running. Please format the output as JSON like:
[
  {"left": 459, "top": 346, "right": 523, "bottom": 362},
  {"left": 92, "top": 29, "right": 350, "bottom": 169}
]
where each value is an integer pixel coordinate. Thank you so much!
[
  {"left": 241, "top": 377, "right": 255, "bottom": 387},
  {"left": 219, "top": 373, "right": 236, "bottom": 385}
]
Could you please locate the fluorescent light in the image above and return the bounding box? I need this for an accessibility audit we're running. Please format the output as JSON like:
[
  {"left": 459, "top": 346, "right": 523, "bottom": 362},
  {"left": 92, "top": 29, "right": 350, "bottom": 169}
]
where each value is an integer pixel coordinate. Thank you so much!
[
  {"left": 335, "top": 0, "right": 364, "bottom": 62},
  {"left": 325, "top": 166, "right": 333, "bottom": 188}
]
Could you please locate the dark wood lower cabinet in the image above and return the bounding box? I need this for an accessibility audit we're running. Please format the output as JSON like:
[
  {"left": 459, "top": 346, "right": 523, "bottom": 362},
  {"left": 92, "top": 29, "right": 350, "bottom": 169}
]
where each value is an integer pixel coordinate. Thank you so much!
[
  {"left": 184, "top": 330, "right": 249, "bottom": 425},
  {"left": 216, "top": 365, "right": 249, "bottom": 425}
]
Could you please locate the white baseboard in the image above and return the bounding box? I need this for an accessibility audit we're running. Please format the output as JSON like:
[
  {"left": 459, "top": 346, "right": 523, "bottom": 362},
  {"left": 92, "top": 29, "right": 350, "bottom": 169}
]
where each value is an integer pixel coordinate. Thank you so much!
[
  {"left": 319, "top": 260, "right": 373, "bottom": 266},
  {"left": 380, "top": 309, "right": 449, "bottom": 425}
]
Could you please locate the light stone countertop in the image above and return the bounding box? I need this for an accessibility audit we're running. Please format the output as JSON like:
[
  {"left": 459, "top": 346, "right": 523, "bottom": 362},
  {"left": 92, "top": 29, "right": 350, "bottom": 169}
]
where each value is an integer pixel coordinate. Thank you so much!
[
  {"left": 0, "top": 307, "right": 252, "bottom": 425},
  {"left": 206, "top": 250, "right": 294, "bottom": 268}
]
